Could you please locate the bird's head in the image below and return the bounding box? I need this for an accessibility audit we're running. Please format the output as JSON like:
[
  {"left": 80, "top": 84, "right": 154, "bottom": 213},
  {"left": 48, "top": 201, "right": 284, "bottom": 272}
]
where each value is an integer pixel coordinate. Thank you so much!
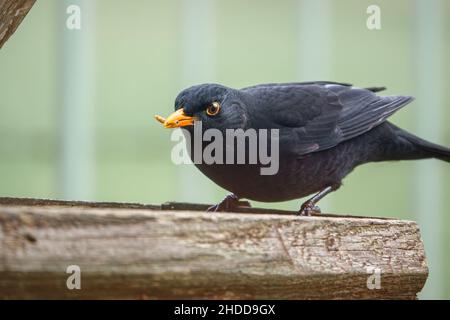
[{"left": 155, "top": 84, "right": 249, "bottom": 131}]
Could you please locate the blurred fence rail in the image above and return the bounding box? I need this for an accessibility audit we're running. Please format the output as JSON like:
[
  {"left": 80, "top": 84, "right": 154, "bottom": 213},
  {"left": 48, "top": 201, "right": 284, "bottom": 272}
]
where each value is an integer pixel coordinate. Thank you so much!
[{"left": 0, "top": 197, "right": 428, "bottom": 299}]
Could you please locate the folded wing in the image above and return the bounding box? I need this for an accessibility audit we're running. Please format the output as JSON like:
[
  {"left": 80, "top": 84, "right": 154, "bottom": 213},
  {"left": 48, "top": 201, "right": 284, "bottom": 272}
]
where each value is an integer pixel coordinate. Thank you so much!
[{"left": 242, "top": 82, "right": 413, "bottom": 155}]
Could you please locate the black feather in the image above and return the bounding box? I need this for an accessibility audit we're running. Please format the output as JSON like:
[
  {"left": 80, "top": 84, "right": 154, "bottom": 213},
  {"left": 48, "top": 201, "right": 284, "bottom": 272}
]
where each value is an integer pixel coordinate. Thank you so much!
[{"left": 243, "top": 82, "right": 412, "bottom": 156}]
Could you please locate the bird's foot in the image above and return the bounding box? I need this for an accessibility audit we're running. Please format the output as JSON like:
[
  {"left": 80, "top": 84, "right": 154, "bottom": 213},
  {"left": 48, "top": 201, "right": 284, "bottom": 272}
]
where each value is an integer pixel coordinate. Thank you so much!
[
  {"left": 207, "top": 194, "right": 251, "bottom": 212},
  {"left": 298, "top": 201, "right": 321, "bottom": 216}
]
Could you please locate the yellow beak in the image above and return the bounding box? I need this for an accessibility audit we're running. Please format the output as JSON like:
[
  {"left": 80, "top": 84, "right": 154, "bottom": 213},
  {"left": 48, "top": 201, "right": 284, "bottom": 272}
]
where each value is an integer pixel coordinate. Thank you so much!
[{"left": 155, "top": 108, "right": 195, "bottom": 128}]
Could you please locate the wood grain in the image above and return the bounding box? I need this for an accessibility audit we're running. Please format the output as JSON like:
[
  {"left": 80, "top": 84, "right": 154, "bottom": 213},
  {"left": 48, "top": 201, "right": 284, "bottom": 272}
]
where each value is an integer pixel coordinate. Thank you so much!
[
  {"left": 0, "top": 198, "right": 428, "bottom": 299},
  {"left": 0, "top": 0, "right": 36, "bottom": 49}
]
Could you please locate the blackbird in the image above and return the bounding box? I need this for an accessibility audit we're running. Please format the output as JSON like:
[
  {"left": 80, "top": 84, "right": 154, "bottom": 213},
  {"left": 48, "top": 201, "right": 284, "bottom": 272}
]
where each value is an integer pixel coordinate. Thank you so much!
[{"left": 155, "top": 82, "right": 450, "bottom": 215}]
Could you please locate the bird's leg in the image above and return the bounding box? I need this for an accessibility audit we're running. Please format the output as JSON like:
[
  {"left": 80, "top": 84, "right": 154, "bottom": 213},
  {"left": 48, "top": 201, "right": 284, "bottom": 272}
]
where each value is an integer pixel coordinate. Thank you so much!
[
  {"left": 207, "top": 194, "right": 251, "bottom": 212},
  {"left": 298, "top": 184, "right": 340, "bottom": 216}
]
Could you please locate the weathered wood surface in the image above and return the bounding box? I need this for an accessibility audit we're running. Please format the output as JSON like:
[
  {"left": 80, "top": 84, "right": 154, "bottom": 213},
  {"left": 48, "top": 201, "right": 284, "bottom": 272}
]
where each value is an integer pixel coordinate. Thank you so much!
[
  {"left": 0, "top": 0, "right": 36, "bottom": 49},
  {"left": 0, "top": 197, "right": 428, "bottom": 299}
]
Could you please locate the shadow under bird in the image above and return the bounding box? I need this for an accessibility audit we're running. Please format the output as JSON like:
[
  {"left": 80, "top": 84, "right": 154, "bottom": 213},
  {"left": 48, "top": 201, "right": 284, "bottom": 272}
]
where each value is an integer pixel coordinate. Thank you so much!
[{"left": 155, "top": 82, "right": 450, "bottom": 215}]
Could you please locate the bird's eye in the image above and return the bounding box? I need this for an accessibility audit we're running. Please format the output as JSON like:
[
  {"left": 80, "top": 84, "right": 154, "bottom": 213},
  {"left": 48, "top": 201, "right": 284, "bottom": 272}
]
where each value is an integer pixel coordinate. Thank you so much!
[{"left": 206, "top": 102, "right": 221, "bottom": 116}]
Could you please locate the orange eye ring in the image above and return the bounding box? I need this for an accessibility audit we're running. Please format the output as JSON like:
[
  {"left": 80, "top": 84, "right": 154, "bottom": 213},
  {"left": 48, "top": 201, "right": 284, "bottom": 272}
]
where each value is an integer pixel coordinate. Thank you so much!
[{"left": 206, "top": 102, "right": 221, "bottom": 116}]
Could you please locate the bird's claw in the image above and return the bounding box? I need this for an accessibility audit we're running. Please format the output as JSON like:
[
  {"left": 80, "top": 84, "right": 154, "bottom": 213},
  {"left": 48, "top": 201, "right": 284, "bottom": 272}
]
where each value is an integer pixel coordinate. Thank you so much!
[
  {"left": 207, "top": 195, "right": 251, "bottom": 212},
  {"left": 298, "top": 202, "right": 321, "bottom": 216}
]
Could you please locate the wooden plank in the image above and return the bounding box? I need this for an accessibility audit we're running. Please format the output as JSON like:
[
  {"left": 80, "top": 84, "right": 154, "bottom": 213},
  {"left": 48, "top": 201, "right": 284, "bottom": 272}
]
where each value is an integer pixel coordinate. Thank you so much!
[
  {"left": 0, "top": 198, "right": 428, "bottom": 299},
  {"left": 0, "top": 196, "right": 160, "bottom": 210},
  {"left": 0, "top": 0, "right": 36, "bottom": 49}
]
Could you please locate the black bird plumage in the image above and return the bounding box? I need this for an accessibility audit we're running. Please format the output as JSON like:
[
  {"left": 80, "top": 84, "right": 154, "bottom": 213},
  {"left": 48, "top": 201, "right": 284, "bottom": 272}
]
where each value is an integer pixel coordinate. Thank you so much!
[{"left": 166, "top": 82, "right": 450, "bottom": 215}]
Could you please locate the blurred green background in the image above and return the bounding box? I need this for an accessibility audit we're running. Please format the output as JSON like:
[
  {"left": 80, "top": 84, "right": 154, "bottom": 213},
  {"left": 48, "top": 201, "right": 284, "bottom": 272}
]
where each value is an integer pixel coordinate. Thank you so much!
[{"left": 0, "top": 0, "right": 449, "bottom": 299}]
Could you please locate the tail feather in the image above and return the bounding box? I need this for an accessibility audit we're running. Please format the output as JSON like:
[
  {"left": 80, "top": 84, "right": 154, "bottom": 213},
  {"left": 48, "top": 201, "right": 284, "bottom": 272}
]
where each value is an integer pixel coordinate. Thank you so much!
[
  {"left": 399, "top": 130, "right": 450, "bottom": 163},
  {"left": 365, "top": 86, "right": 386, "bottom": 93}
]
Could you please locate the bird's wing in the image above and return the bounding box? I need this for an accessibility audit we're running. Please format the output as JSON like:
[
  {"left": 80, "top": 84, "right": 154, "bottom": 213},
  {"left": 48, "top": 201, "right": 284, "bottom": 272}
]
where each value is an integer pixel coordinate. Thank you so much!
[
  {"left": 241, "top": 81, "right": 352, "bottom": 91},
  {"left": 242, "top": 83, "right": 412, "bottom": 156}
]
